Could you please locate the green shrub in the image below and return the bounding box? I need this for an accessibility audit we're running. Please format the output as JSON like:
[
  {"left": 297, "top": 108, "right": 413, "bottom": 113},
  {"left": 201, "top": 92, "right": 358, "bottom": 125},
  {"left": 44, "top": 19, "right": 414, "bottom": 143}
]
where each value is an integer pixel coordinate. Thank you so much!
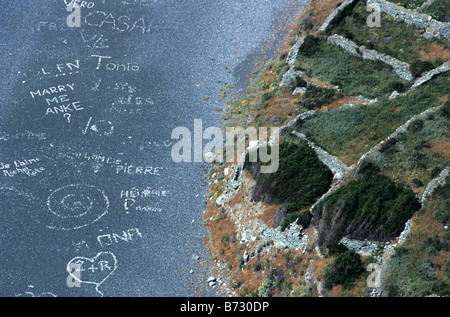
[
  {"left": 381, "top": 79, "right": 408, "bottom": 93},
  {"left": 299, "top": 35, "right": 320, "bottom": 57},
  {"left": 327, "top": 0, "right": 362, "bottom": 31},
  {"left": 440, "top": 100, "right": 450, "bottom": 118},
  {"left": 296, "top": 86, "right": 343, "bottom": 110},
  {"left": 245, "top": 141, "right": 333, "bottom": 208},
  {"left": 295, "top": 75, "right": 308, "bottom": 88},
  {"left": 412, "top": 178, "right": 424, "bottom": 187},
  {"left": 221, "top": 235, "right": 230, "bottom": 248},
  {"left": 416, "top": 259, "right": 437, "bottom": 281},
  {"left": 357, "top": 161, "right": 381, "bottom": 178},
  {"left": 445, "top": 262, "right": 450, "bottom": 279},
  {"left": 279, "top": 206, "right": 312, "bottom": 232},
  {"left": 435, "top": 208, "right": 450, "bottom": 227},
  {"left": 324, "top": 250, "right": 365, "bottom": 290},
  {"left": 313, "top": 173, "right": 421, "bottom": 253},
  {"left": 411, "top": 60, "right": 435, "bottom": 77},
  {"left": 261, "top": 91, "right": 273, "bottom": 103},
  {"left": 408, "top": 119, "right": 424, "bottom": 133}
]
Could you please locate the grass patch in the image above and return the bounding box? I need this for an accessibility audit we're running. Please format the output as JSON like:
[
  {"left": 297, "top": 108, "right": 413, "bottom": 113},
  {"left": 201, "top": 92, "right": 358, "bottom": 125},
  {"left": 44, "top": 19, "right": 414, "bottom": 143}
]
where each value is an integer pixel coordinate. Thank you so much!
[
  {"left": 383, "top": 174, "right": 450, "bottom": 296},
  {"left": 292, "top": 73, "right": 449, "bottom": 164},
  {"left": 294, "top": 35, "right": 409, "bottom": 99},
  {"left": 365, "top": 108, "right": 450, "bottom": 192}
]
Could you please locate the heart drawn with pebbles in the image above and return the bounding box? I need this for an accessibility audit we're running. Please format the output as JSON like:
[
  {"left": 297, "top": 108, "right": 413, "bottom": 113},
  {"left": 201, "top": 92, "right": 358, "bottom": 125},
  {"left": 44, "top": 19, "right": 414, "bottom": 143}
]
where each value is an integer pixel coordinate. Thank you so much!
[{"left": 67, "top": 251, "right": 117, "bottom": 296}]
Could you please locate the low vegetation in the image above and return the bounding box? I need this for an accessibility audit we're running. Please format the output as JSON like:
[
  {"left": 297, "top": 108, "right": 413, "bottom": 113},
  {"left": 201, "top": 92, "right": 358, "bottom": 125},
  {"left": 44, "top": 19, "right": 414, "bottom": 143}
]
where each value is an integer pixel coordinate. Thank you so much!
[
  {"left": 293, "top": 73, "right": 449, "bottom": 164},
  {"left": 324, "top": 250, "right": 365, "bottom": 290},
  {"left": 382, "top": 174, "right": 450, "bottom": 296},
  {"left": 365, "top": 105, "right": 450, "bottom": 193},
  {"left": 420, "top": 0, "right": 449, "bottom": 22},
  {"left": 244, "top": 141, "right": 333, "bottom": 230},
  {"left": 294, "top": 35, "right": 408, "bottom": 99},
  {"left": 313, "top": 162, "right": 421, "bottom": 253},
  {"left": 327, "top": 0, "right": 449, "bottom": 67}
]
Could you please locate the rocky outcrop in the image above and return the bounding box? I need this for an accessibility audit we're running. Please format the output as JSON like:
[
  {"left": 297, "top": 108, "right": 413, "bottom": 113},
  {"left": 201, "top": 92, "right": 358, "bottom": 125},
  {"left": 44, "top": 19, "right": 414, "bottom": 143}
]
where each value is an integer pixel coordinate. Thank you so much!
[
  {"left": 327, "top": 34, "right": 413, "bottom": 80},
  {"left": 215, "top": 152, "right": 246, "bottom": 206},
  {"left": 239, "top": 218, "right": 309, "bottom": 250},
  {"left": 280, "top": 68, "right": 304, "bottom": 87},
  {"left": 367, "top": 0, "right": 450, "bottom": 40},
  {"left": 339, "top": 237, "right": 382, "bottom": 256},
  {"left": 280, "top": 34, "right": 306, "bottom": 87}
]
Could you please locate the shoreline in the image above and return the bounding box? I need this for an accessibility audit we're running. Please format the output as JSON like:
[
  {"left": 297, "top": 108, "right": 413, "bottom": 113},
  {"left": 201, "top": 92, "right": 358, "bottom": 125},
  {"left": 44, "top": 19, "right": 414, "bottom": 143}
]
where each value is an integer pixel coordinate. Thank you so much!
[{"left": 203, "top": 0, "right": 317, "bottom": 297}]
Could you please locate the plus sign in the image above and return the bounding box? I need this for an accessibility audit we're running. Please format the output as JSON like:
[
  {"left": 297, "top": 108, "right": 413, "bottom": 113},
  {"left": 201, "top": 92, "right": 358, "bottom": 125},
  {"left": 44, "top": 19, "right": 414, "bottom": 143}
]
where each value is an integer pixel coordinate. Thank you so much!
[{"left": 88, "top": 265, "right": 98, "bottom": 273}]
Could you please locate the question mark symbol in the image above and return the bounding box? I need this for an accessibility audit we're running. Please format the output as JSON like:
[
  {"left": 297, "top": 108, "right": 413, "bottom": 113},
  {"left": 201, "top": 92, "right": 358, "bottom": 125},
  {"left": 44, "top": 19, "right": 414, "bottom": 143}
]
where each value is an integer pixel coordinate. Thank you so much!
[{"left": 63, "top": 113, "right": 71, "bottom": 123}]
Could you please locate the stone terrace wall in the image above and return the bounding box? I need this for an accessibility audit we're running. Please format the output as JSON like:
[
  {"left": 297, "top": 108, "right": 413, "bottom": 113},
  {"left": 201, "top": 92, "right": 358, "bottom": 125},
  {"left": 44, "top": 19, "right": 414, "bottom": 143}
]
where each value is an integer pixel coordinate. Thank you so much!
[
  {"left": 327, "top": 34, "right": 413, "bottom": 80},
  {"left": 412, "top": 60, "right": 450, "bottom": 89},
  {"left": 421, "top": 166, "right": 450, "bottom": 204},
  {"left": 319, "top": 0, "right": 358, "bottom": 32},
  {"left": 367, "top": 0, "right": 450, "bottom": 40},
  {"left": 291, "top": 130, "right": 349, "bottom": 180}
]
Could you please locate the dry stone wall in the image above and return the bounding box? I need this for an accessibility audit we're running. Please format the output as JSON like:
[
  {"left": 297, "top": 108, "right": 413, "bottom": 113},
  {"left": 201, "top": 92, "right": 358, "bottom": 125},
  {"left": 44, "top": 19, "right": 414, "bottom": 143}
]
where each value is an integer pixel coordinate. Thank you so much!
[
  {"left": 327, "top": 34, "right": 413, "bottom": 80},
  {"left": 412, "top": 60, "right": 450, "bottom": 89},
  {"left": 367, "top": 0, "right": 450, "bottom": 40},
  {"left": 319, "top": 0, "right": 358, "bottom": 32}
]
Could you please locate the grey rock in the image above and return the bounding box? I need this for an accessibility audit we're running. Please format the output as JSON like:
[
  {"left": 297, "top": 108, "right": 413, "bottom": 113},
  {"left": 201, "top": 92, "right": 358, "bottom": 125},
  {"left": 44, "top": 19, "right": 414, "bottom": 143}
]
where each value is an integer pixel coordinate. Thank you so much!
[
  {"left": 243, "top": 250, "right": 249, "bottom": 263},
  {"left": 389, "top": 90, "right": 400, "bottom": 99},
  {"left": 339, "top": 237, "right": 382, "bottom": 255},
  {"left": 293, "top": 86, "right": 307, "bottom": 95},
  {"left": 207, "top": 276, "right": 217, "bottom": 287},
  {"left": 273, "top": 207, "right": 286, "bottom": 227},
  {"left": 286, "top": 36, "right": 306, "bottom": 66},
  {"left": 191, "top": 254, "right": 200, "bottom": 260}
]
